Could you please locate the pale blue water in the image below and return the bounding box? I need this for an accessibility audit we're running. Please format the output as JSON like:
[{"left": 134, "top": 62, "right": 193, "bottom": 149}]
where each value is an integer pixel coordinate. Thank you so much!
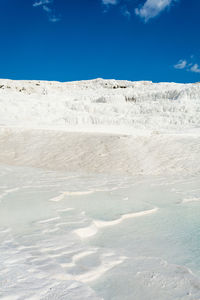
[{"left": 0, "top": 165, "right": 200, "bottom": 299}]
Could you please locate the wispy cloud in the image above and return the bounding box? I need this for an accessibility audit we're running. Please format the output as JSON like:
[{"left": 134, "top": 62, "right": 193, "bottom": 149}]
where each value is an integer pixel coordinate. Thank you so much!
[
  {"left": 174, "top": 58, "right": 200, "bottom": 74},
  {"left": 190, "top": 64, "right": 200, "bottom": 73},
  {"left": 135, "top": 0, "right": 175, "bottom": 22},
  {"left": 102, "top": 0, "right": 118, "bottom": 5},
  {"left": 33, "top": 0, "right": 61, "bottom": 22},
  {"left": 43, "top": 5, "right": 52, "bottom": 13},
  {"left": 174, "top": 60, "right": 187, "bottom": 69},
  {"left": 48, "top": 15, "right": 61, "bottom": 23},
  {"left": 121, "top": 5, "right": 131, "bottom": 19},
  {"left": 101, "top": 0, "right": 131, "bottom": 18},
  {"left": 33, "top": 0, "right": 52, "bottom": 7},
  {"left": 101, "top": 0, "right": 177, "bottom": 21}
]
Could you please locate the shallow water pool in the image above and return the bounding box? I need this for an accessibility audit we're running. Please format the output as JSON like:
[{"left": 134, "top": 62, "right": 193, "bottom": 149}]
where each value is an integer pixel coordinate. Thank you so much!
[{"left": 0, "top": 165, "right": 200, "bottom": 299}]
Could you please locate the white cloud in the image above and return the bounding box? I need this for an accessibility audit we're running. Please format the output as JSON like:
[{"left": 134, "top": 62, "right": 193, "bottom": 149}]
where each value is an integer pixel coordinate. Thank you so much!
[
  {"left": 121, "top": 6, "right": 131, "bottom": 19},
  {"left": 102, "top": 0, "right": 131, "bottom": 18},
  {"left": 174, "top": 60, "right": 187, "bottom": 70},
  {"left": 33, "top": 0, "right": 52, "bottom": 7},
  {"left": 174, "top": 58, "right": 200, "bottom": 74},
  {"left": 102, "top": 0, "right": 118, "bottom": 5},
  {"left": 43, "top": 5, "right": 52, "bottom": 13},
  {"left": 190, "top": 64, "right": 200, "bottom": 73},
  {"left": 135, "top": 0, "right": 175, "bottom": 22},
  {"left": 49, "top": 15, "right": 61, "bottom": 22},
  {"left": 33, "top": 0, "right": 61, "bottom": 22}
]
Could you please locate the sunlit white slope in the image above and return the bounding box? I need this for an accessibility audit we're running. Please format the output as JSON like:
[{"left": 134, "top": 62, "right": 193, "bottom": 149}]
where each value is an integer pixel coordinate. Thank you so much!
[
  {"left": 0, "top": 78, "right": 200, "bottom": 133},
  {"left": 0, "top": 78, "right": 200, "bottom": 175}
]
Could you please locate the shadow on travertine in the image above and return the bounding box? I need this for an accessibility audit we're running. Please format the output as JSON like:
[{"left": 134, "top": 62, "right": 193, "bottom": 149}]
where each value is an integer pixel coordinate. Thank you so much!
[{"left": 0, "top": 128, "right": 199, "bottom": 176}]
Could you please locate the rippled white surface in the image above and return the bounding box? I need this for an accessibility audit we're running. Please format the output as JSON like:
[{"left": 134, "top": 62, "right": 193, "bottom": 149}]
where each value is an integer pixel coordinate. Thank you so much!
[{"left": 1, "top": 165, "right": 200, "bottom": 299}]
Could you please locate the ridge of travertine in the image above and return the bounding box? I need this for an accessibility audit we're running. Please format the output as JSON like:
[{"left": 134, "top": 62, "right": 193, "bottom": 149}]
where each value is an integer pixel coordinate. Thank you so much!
[
  {"left": 0, "top": 78, "right": 200, "bottom": 175},
  {"left": 0, "top": 78, "right": 199, "bottom": 133}
]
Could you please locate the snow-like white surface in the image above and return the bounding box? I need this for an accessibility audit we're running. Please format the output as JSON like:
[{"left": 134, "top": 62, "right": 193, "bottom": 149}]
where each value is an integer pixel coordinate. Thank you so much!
[
  {"left": 0, "top": 128, "right": 200, "bottom": 175},
  {"left": 0, "top": 78, "right": 199, "bottom": 175},
  {"left": 0, "top": 78, "right": 200, "bottom": 299},
  {"left": 0, "top": 78, "right": 199, "bottom": 133},
  {"left": 0, "top": 166, "right": 200, "bottom": 300}
]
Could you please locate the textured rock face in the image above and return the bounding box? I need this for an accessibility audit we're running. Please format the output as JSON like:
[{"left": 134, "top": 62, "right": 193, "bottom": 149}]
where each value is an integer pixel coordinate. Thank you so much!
[
  {"left": 0, "top": 78, "right": 199, "bottom": 132},
  {"left": 0, "top": 78, "right": 199, "bottom": 175}
]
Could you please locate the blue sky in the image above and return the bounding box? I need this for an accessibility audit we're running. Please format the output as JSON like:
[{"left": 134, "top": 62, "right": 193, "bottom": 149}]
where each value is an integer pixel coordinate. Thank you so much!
[{"left": 0, "top": 0, "right": 200, "bottom": 83}]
